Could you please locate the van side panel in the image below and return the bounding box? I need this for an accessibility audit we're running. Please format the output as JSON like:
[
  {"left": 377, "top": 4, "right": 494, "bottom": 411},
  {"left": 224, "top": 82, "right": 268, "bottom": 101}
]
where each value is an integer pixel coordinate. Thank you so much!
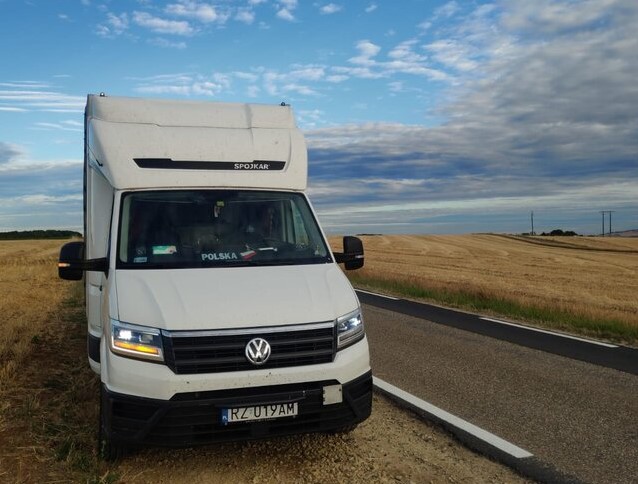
[{"left": 85, "top": 152, "right": 113, "bottom": 368}]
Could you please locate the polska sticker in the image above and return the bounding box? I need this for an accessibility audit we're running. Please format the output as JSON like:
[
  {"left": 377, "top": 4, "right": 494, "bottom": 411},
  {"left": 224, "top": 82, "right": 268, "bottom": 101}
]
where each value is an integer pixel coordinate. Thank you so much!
[{"left": 201, "top": 252, "right": 238, "bottom": 261}]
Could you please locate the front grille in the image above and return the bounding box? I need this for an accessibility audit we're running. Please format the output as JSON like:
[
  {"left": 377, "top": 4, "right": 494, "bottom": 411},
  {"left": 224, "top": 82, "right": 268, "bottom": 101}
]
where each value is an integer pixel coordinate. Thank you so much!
[{"left": 162, "top": 322, "right": 335, "bottom": 374}]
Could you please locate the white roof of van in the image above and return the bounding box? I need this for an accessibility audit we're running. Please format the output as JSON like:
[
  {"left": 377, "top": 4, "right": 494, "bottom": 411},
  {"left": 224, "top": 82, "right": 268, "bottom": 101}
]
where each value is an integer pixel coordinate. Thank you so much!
[
  {"left": 87, "top": 94, "right": 296, "bottom": 129},
  {"left": 86, "top": 94, "right": 307, "bottom": 191}
]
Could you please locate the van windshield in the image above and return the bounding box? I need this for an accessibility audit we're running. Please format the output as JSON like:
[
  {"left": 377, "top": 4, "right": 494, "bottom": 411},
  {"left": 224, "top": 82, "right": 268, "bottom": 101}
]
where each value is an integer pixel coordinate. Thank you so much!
[{"left": 118, "top": 190, "right": 332, "bottom": 269}]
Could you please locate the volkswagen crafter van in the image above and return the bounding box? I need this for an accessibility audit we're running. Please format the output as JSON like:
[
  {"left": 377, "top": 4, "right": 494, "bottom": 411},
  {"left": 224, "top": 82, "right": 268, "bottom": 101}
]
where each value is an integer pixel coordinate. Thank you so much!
[{"left": 58, "top": 94, "right": 372, "bottom": 459}]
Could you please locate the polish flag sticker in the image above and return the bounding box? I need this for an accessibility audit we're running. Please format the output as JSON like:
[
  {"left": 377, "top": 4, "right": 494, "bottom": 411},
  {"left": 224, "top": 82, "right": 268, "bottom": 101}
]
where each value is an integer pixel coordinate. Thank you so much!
[{"left": 241, "top": 250, "right": 257, "bottom": 261}]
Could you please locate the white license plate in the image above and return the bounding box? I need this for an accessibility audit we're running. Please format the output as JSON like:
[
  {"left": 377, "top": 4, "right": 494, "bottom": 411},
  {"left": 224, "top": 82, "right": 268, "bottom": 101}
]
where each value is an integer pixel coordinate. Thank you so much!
[{"left": 221, "top": 402, "right": 298, "bottom": 425}]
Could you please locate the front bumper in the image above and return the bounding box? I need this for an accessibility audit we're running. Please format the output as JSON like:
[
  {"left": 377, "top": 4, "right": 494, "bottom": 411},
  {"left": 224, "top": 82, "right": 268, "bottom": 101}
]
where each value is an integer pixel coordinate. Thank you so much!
[{"left": 102, "top": 370, "right": 372, "bottom": 447}]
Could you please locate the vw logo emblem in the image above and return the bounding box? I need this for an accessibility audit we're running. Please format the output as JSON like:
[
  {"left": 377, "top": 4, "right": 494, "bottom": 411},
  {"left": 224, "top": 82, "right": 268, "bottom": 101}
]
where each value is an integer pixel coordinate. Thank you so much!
[{"left": 245, "top": 338, "right": 271, "bottom": 366}]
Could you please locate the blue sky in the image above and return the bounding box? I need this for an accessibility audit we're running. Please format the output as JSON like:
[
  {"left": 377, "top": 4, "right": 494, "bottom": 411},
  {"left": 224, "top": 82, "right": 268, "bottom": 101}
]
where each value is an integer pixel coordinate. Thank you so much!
[{"left": 1, "top": 0, "right": 637, "bottom": 235}]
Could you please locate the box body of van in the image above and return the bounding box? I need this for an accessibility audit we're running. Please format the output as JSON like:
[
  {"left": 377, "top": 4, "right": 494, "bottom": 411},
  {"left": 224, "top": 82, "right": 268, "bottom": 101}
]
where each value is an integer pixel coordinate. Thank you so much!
[{"left": 58, "top": 94, "right": 372, "bottom": 456}]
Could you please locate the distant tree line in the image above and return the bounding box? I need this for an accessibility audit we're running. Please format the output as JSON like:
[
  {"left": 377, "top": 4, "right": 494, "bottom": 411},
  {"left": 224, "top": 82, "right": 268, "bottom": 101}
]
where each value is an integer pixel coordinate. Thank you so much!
[
  {"left": 0, "top": 230, "right": 82, "bottom": 240},
  {"left": 541, "top": 229, "right": 578, "bottom": 236},
  {"left": 522, "top": 229, "right": 579, "bottom": 237}
]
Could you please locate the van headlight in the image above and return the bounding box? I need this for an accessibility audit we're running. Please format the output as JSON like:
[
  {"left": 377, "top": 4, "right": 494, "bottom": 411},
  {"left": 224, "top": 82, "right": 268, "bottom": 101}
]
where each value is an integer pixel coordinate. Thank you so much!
[
  {"left": 336, "top": 309, "right": 365, "bottom": 350},
  {"left": 110, "top": 319, "right": 164, "bottom": 362}
]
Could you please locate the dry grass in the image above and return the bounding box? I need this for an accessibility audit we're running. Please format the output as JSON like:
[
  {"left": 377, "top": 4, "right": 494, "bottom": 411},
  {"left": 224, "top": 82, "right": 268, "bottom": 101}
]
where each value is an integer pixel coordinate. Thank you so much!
[
  {"left": 330, "top": 234, "right": 638, "bottom": 344},
  {"left": 0, "top": 240, "right": 114, "bottom": 483},
  {"left": 0, "top": 240, "right": 67, "bottom": 394}
]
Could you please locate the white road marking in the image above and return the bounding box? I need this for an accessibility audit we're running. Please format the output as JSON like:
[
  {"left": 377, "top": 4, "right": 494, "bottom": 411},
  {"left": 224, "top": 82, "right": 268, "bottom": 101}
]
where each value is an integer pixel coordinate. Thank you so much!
[
  {"left": 373, "top": 377, "right": 533, "bottom": 459},
  {"left": 356, "top": 289, "right": 400, "bottom": 300},
  {"left": 480, "top": 317, "right": 618, "bottom": 348}
]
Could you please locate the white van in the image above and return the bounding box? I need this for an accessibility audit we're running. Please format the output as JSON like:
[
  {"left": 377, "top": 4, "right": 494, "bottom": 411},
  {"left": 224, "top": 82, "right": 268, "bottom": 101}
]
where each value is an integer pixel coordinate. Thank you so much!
[{"left": 58, "top": 94, "right": 372, "bottom": 459}]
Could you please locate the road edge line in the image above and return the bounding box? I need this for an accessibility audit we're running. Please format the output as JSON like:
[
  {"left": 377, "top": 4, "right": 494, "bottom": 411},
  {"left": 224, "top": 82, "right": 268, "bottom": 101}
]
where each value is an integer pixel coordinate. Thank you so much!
[
  {"left": 373, "top": 376, "right": 583, "bottom": 484},
  {"left": 480, "top": 317, "right": 618, "bottom": 348},
  {"left": 374, "top": 377, "right": 532, "bottom": 458}
]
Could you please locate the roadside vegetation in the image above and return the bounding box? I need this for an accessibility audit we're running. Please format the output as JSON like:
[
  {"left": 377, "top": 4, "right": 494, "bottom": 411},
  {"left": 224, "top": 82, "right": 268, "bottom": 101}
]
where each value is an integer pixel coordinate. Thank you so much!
[{"left": 331, "top": 234, "right": 638, "bottom": 345}]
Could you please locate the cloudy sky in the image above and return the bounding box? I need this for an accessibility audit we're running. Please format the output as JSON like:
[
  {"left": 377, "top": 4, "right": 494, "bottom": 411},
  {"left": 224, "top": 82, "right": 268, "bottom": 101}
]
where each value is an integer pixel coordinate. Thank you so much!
[{"left": 1, "top": 0, "right": 636, "bottom": 235}]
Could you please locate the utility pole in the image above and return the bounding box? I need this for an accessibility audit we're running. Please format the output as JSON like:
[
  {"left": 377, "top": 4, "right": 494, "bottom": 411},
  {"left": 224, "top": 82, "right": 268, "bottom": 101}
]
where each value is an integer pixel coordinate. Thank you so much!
[
  {"left": 609, "top": 210, "right": 616, "bottom": 236},
  {"left": 600, "top": 211, "right": 616, "bottom": 237},
  {"left": 531, "top": 211, "right": 535, "bottom": 236}
]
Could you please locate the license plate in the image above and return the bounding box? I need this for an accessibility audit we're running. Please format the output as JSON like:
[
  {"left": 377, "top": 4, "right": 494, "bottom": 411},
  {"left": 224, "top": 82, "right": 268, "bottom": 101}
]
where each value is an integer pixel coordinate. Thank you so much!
[{"left": 221, "top": 402, "right": 298, "bottom": 425}]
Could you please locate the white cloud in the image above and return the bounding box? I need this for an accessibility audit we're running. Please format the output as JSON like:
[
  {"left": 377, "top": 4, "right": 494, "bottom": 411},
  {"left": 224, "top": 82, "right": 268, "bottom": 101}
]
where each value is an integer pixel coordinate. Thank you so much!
[
  {"left": 192, "top": 81, "right": 225, "bottom": 96},
  {"left": 32, "top": 121, "right": 82, "bottom": 132},
  {"left": 434, "top": 1, "right": 460, "bottom": 19},
  {"left": 132, "top": 72, "right": 228, "bottom": 97},
  {"left": 332, "top": 66, "right": 383, "bottom": 80},
  {"left": 365, "top": 4, "right": 377, "bottom": 13},
  {"left": 501, "top": 0, "right": 620, "bottom": 34},
  {"left": 320, "top": 4, "right": 342, "bottom": 15},
  {"left": 233, "top": 71, "right": 259, "bottom": 82},
  {"left": 246, "top": 85, "right": 261, "bottom": 98},
  {"left": 279, "top": 0, "right": 298, "bottom": 9},
  {"left": 342, "top": 39, "right": 449, "bottom": 81},
  {"left": 276, "top": 8, "right": 295, "bottom": 21},
  {"left": 13, "top": 194, "right": 83, "bottom": 206},
  {"left": 135, "top": 85, "right": 191, "bottom": 96},
  {"left": 425, "top": 39, "right": 479, "bottom": 72},
  {"left": 96, "top": 12, "right": 129, "bottom": 37},
  {"left": 289, "top": 66, "right": 325, "bottom": 81},
  {"left": 132, "top": 11, "right": 194, "bottom": 35},
  {"left": 0, "top": 81, "right": 51, "bottom": 89},
  {"left": 388, "top": 81, "right": 403, "bottom": 92},
  {"left": 276, "top": 0, "right": 297, "bottom": 21},
  {"left": 326, "top": 74, "right": 349, "bottom": 83},
  {"left": 149, "top": 37, "right": 188, "bottom": 49},
  {"left": 0, "top": 88, "right": 84, "bottom": 112},
  {"left": 418, "top": 20, "right": 432, "bottom": 31},
  {"left": 281, "top": 83, "right": 319, "bottom": 96},
  {"left": 349, "top": 40, "right": 381, "bottom": 66},
  {"left": 388, "top": 39, "right": 424, "bottom": 62},
  {"left": 165, "top": 1, "right": 229, "bottom": 24},
  {"left": 235, "top": 9, "right": 256, "bottom": 24}
]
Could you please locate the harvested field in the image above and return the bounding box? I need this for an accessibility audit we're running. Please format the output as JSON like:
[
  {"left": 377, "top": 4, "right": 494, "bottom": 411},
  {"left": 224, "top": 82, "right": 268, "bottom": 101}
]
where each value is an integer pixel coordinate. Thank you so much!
[
  {"left": 330, "top": 234, "right": 638, "bottom": 345},
  {"left": 0, "top": 239, "right": 528, "bottom": 483}
]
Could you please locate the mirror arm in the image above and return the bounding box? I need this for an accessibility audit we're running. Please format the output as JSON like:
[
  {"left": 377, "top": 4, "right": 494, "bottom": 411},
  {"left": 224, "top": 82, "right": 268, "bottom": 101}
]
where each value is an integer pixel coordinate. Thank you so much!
[
  {"left": 333, "top": 252, "right": 363, "bottom": 264},
  {"left": 59, "top": 257, "right": 108, "bottom": 274}
]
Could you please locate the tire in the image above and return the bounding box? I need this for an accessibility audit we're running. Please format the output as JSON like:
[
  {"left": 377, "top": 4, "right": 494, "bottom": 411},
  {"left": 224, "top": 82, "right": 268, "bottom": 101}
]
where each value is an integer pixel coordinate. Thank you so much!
[{"left": 98, "top": 386, "right": 126, "bottom": 461}]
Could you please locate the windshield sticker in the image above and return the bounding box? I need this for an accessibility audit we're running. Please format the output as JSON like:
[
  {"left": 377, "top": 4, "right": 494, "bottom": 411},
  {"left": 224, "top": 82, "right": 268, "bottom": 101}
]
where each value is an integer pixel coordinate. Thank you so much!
[
  {"left": 133, "top": 256, "right": 147, "bottom": 263},
  {"left": 201, "top": 252, "right": 239, "bottom": 261},
  {"left": 240, "top": 250, "right": 257, "bottom": 261},
  {"left": 152, "top": 245, "right": 177, "bottom": 255}
]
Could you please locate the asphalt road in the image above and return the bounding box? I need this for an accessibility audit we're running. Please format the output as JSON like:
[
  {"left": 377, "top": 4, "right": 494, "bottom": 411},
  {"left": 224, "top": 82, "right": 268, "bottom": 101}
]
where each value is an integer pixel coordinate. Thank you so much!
[{"left": 361, "top": 298, "right": 638, "bottom": 484}]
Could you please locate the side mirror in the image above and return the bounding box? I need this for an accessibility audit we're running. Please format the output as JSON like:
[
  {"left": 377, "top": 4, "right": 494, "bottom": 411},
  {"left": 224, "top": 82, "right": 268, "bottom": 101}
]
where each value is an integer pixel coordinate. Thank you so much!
[
  {"left": 334, "top": 236, "right": 364, "bottom": 270},
  {"left": 58, "top": 241, "right": 108, "bottom": 280}
]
